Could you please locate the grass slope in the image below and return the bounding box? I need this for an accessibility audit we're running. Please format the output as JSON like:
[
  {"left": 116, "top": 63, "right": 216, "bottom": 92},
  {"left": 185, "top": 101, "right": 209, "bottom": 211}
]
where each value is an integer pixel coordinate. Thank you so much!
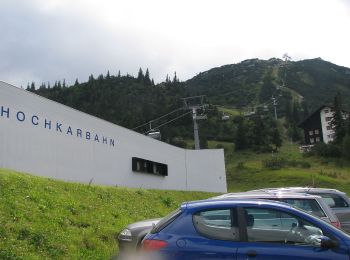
[
  {"left": 207, "top": 141, "right": 350, "bottom": 194},
  {"left": 0, "top": 169, "right": 214, "bottom": 259}
]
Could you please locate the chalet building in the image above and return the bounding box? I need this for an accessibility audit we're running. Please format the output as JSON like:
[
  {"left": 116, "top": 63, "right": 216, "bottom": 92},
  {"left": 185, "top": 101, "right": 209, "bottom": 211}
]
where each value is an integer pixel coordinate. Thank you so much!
[{"left": 298, "top": 105, "right": 349, "bottom": 145}]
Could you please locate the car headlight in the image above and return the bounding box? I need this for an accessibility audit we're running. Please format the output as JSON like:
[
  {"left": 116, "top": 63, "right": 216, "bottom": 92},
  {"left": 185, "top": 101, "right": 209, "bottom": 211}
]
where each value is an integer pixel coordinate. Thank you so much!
[{"left": 118, "top": 228, "right": 132, "bottom": 241}]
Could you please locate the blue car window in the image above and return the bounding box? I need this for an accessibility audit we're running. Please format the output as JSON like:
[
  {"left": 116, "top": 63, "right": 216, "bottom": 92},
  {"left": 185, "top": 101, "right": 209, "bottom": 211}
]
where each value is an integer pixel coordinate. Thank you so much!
[
  {"left": 193, "top": 209, "right": 239, "bottom": 241},
  {"left": 244, "top": 207, "right": 323, "bottom": 246}
]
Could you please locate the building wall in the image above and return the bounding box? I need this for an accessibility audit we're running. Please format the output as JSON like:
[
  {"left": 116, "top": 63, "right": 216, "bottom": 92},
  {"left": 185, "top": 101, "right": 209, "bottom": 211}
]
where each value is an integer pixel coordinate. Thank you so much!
[
  {"left": 302, "top": 112, "right": 322, "bottom": 145},
  {"left": 0, "top": 81, "right": 227, "bottom": 193},
  {"left": 320, "top": 106, "right": 335, "bottom": 144}
]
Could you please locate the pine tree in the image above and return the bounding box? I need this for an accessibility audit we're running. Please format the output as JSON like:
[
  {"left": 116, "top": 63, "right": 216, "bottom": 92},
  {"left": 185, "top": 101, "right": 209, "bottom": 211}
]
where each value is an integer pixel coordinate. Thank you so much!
[
  {"left": 292, "top": 101, "right": 301, "bottom": 124},
  {"left": 331, "top": 92, "right": 346, "bottom": 143},
  {"left": 251, "top": 115, "right": 266, "bottom": 146},
  {"left": 301, "top": 100, "right": 309, "bottom": 119},
  {"left": 137, "top": 68, "right": 144, "bottom": 82},
  {"left": 173, "top": 72, "right": 178, "bottom": 83},
  {"left": 117, "top": 70, "right": 121, "bottom": 78},
  {"left": 343, "top": 115, "right": 350, "bottom": 158},
  {"left": 98, "top": 74, "right": 104, "bottom": 81},
  {"left": 106, "top": 70, "right": 110, "bottom": 79},
  {"left": 234, "top": 116, "right": 248, "bottom": 150},
  {"left": 74, "top": 78, "right": 79, "bottom": 86},
  {"left": 144, "top": 68, "right": 152, "bottom": 85},
  {"left": 284, "top": 99, "right": 293, "bottom": 124},
  {"left": 270, "top": 120, "right": 282, "bottom": 151},
  {"left": 30, "top": 82, "right": 35, "bottom": 91},
  {"left": 88, "top": 74, "right": 94, "bottom": 82}
]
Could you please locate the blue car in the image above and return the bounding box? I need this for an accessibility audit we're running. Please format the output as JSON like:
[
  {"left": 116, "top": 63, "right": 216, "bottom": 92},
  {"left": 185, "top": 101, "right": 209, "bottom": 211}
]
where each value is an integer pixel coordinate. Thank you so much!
[{"left": 141, "top": 199, "right": 350, "bottom": 259}]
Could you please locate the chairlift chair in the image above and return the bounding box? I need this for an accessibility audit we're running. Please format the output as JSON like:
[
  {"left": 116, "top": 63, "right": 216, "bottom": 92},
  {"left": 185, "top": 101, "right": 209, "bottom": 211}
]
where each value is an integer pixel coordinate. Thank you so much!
[{"left": 146, "top": 129, "right": 161, "bottom": 140}]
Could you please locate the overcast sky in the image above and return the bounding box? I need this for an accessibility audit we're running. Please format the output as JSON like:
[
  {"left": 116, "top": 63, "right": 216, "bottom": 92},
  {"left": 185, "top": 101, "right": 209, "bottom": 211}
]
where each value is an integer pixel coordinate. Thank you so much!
[{"left": 1, "top": 0, "right": 350, "bottom": 87}]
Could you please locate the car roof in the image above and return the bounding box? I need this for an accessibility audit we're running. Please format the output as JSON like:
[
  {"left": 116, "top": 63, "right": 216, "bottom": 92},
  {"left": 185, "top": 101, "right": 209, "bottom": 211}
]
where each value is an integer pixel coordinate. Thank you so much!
[
  {"left": 213, "top": 191, "right": 321, "bottom": 200},
  {"left": 181, "top": 198, "right": 293, "bottom": 212},
  {"left": 254, "top": 187, "right": 346, "bottom": 195}
]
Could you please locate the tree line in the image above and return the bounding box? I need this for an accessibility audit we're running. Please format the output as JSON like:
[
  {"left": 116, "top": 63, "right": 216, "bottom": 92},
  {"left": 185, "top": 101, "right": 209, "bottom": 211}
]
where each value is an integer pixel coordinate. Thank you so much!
[{"left": 26, "top": 68, "right": 310, "bottom": 152}]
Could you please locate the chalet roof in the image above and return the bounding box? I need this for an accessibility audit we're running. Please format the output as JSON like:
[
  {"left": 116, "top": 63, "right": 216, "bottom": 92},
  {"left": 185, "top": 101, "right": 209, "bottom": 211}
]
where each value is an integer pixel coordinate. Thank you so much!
[
  {"left": 298, "top": 105, "right": 349, "bottom": 128},
  {"left": 298, "top": 105, "right": 331, "bottom": 128}
]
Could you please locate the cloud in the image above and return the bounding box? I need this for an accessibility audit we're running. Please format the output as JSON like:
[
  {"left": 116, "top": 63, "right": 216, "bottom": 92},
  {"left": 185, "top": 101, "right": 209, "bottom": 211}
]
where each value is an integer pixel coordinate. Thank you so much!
[{"left": 0, "top": 0, "right": 349, "bottom": 87}]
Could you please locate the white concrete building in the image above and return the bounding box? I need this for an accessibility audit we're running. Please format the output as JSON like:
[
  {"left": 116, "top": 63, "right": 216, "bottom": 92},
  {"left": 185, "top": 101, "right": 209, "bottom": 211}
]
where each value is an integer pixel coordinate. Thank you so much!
[{"left": 0, "top": 81, "right": 227, "bottom": 192}]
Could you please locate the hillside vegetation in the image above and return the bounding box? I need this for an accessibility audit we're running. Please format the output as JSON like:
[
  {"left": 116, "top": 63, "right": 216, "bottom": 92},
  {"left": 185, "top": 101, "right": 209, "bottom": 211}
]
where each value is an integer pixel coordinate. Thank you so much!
[
  {"left": 28, "top": 57, "right": 350, "bottom": 148},
  {"left": 0, "top": 169, "right": 213, "bottom": 259},
  {"left": 207, "top": 141, "right": 350, "bottom": 193}
]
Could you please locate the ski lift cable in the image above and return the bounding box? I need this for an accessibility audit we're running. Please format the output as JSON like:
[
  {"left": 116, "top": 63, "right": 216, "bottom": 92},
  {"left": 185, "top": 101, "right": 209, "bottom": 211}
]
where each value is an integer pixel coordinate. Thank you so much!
[
  {"left": 142, "top": 111, "right": 192, "bottom": 134},
  {"left": 132, "top": 107, "right": 184, "bottom": 130}
]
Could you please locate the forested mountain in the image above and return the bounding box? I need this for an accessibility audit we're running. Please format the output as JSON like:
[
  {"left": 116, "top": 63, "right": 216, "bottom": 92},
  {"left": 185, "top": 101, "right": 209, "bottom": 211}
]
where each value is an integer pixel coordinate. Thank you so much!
[
  {"left": 28, "top": 58, "right": 350, "bottom": 149},
  {"left": 187, "top": 58, "right": 350, "bottom": 111}
]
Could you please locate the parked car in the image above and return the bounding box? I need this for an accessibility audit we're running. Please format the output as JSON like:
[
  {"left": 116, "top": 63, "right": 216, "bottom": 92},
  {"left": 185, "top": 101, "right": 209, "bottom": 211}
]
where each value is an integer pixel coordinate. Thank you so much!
[
  {"left": 142, "top": 199, "right": 350, "bottom": 260},
  {"left": 117, "top": 191, "right": 339, "bottom": 254},
  {"left": 212, "top": 191, "right": 340, "bottom": 228},
  {"left": 252, "top": 187, "right": 350, "bottom": 233},
  {"left": 118, "top": 218, "right": 161, "bottom": 253}
]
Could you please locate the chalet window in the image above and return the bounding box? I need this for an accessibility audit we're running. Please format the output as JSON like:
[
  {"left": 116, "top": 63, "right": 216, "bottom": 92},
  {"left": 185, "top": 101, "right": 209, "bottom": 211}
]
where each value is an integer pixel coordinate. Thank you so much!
[
  {"left": 314, "top": 129, "right": 319, "bottom": 135},
  {"left": 324, "top": 109, "right": 329, "bottom": 113},
  {"left": 326, "top": 117, "right": 332, "bottom": 122},
  {"left": 132, "top": 157, "right": 168, "bottom": 176},
  {"left": 309, "top": 131, "right": 313, "bottom": 136},
  {"left": 310, "top": 138, "right": 315, "bottom": 144},
  {"left": 316, "top": 137, "right": 320, "bottom": 142},
  {"left": 327, "top": 125, "right": 332, "bottom": 130}
]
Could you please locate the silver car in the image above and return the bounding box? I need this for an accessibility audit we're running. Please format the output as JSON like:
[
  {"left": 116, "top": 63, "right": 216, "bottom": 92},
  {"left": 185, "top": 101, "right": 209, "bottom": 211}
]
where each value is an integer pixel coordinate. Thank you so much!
[
  {"left": 212, "top": 191, "right": 340, "bottom": 228},
  {"left": 118, "top": 218, "right": 160, "bottom": 254},
  {"left": 253, "top": 187, "right": 350, "bottom": 232},
  {"left": 117, "top": 191, "right": 339, "bottom": 254}
]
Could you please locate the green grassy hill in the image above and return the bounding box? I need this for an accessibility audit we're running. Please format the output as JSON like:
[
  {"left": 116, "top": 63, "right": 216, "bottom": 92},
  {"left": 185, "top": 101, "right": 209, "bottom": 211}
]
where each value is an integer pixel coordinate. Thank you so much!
[
  {"left": 207, "top": 141, "right": 350, "bottom": 193},
  {"left": 0, "top": 169, "right": 213, "bottom": 259}
]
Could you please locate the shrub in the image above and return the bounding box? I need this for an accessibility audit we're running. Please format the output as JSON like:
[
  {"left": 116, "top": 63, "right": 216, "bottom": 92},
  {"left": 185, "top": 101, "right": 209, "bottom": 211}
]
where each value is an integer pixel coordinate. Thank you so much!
[
  {"left": 342, "top": 135, "right": 350, "bottom": 159},
  {"left": 262, "top": 158, "right": 311, "bottom": 169},
  {"left": 262, "top": 157, "right": 287, "bottom": 170},
  {"left": 236, "top": 162, "right": 245, "bottom": 169},
  {"left": 299, "top": 161, "right": 311, "bottom": 168},
  {"left": 170, "top": 137, "right": 187, "bottom": 148},
  {"left": 215, "top": 144, "right": 224, "bottom": 149},
  {"left": 310, "top": 142, "right": 342, "bottom": 157},
  {"left": 161, "top": 197, "right": 173, "bottom": 207}
]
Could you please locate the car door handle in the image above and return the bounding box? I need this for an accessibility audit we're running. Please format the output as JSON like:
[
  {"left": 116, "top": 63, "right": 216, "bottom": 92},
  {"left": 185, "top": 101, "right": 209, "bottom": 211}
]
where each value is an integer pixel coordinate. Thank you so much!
[{"left": 246, "top": 250, "right": 257, "bottom": 257}]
